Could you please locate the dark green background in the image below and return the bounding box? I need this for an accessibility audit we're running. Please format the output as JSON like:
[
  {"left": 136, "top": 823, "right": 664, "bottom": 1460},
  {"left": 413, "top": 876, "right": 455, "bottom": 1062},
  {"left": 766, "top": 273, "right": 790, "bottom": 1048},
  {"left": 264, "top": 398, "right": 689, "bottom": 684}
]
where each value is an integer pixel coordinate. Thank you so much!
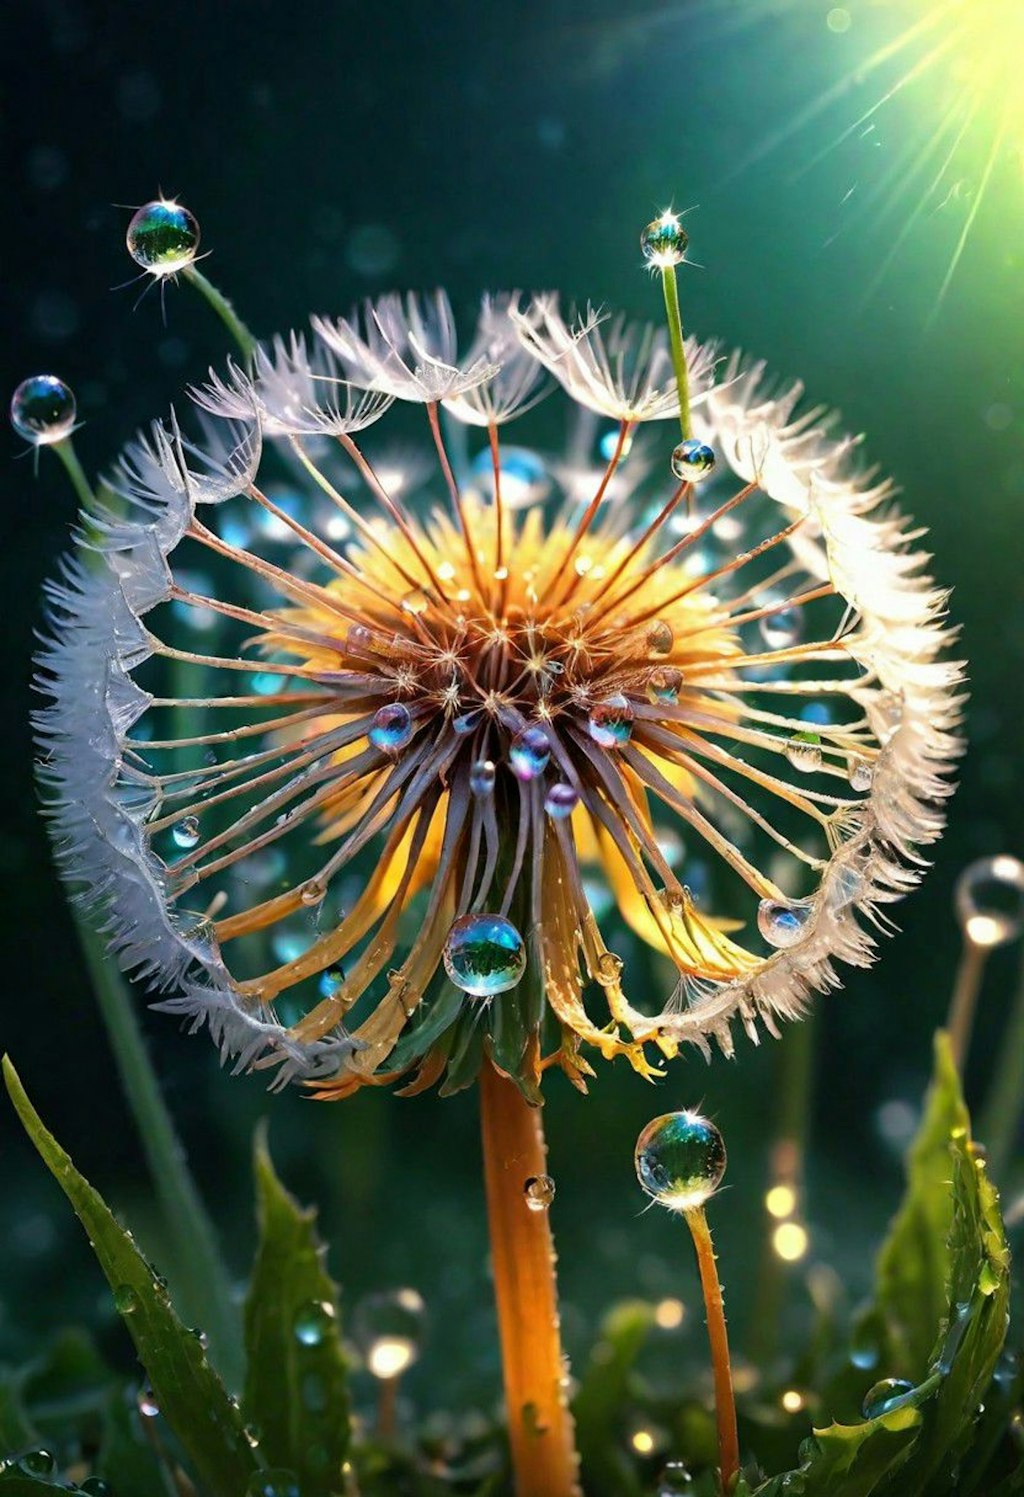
[{"left": 2, "top": 0, "right": 1022, "bottom": 1409}]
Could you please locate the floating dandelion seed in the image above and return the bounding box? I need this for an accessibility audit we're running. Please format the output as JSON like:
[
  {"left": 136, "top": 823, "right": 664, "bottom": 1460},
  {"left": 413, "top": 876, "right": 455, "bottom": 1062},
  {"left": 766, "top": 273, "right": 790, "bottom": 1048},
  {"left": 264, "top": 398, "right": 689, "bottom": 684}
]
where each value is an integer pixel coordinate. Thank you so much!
[{"left": 32, "top": 218, "right": 963, "bottom": 1106}]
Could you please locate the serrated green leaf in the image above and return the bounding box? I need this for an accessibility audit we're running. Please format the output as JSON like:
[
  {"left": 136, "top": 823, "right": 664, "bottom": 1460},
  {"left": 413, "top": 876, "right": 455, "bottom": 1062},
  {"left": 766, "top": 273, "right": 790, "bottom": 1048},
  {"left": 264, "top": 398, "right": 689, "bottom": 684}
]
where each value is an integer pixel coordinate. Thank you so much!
[
  {"left": 866, "top": 1032, "right": 969, "bottom": 1379},
  {"left": 2, "top": 1057, "right": 257, "bottom": 1497},
  {"left": 573, "top": 1301, "right": 656, "bottom": 1497},
  {"left": 243, "top": 1126, "right": 350, "bottom": 1495},
  {"left": 752, "top": 1402, "right": 922, "bottom": 1497}
]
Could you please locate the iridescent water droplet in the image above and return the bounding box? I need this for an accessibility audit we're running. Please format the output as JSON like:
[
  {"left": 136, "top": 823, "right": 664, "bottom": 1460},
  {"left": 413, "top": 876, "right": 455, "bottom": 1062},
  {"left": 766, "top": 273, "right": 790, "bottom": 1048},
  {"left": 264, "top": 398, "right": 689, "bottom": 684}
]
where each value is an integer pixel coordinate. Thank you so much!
[
  {"left": 318, "top": 968, "right": 344, "bottom": 999},
  {"left": 544, "top": 783, "right": 579, "bottom": 820},
  {"left": 524, "top": 1174, "right": 556, "bottom": 1212},
  {"left": 670, "top": 439, "right": 716, "bottom": 483},
  {"left": 126, "top": 199, "right": 200, "bottom": 274},
  {"left": 453, "top": 709, "right": 481, "bottom": 736},
  {"left": 400, "top": 587, "right": 429, "bottom": 616},
  {"left": 509, "top": 724, "right": 551, "bottom": 781},
  {"left": 369, "top": 702, "right": 413, "bottom": 752},
  {"left": 138, "top": 1387, "right": 160, "bottom": 1418},
  {"left": 759, "top": 604, "right": 803, "bottom": 650},
  {"left": 861, "top": 1378, "right": 915, "bottom": 1419},
  {"left": 16, "top": 1450, "right": 56, "bottom": 1477},
  {"left": 10, "top": 374, "right": 76, "bottom": 445},
  {"left": 648, "top": 667, "right": 682, "bottom": 704},
  {"left": 113, "top": 1283, "right": 140, "bottom": 1315},
  {"left": 640, "top": 212, "right": 689, "bottom": 268},
  {"left": 847, "top": 754, "right": 873, "bottom": 792},
  {"left": 635, "top": 1110, "right": 726, "bottom": 1211},
  {"left": 470, "top": 758, "right": 496, "bottom": 797},
  {"left": 355, "top": 1288, "right": 426, "bottom": 1379},
  {"left": 758, "top": 897, "right": 816, "bottom": 949},
  {"left": 443, "top": 913, "right": 526, "bottom": 997},
  {"left": 955, "top": 855, "right": 1024, "bottom": 948},
  {"left": 589, "top": 694, "right": 634, "bottom": 749},
  {"left": 646, "top": 620, "right": 674, "bottom": 656},
  {"left": 172, "top": 814, "right": 200, "bottom": 850},
  {"left": 293, "top": 1299, "right": 336, "bottom": 1347},
  {"left": 786, "top": 730, "right": 823, "bottom": 773}
]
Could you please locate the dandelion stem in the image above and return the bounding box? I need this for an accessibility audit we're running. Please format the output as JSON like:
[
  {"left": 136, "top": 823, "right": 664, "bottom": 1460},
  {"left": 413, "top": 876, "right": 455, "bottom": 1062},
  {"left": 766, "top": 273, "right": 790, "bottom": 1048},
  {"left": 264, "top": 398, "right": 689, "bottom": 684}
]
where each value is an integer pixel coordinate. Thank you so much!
[
  {"left": 947, "top": 935, "right": 988, "bottom": 1072},
  {"left": 74, "top": 917, "right": 242, "bottom": 1386},
  {"left": 182, "top": 265, "right": 258, "bottom": 364},
  {"left": 53, "top": 437, "right": 96, "bottom": 510},
  {"left": 660, "top": 265, "right": 693, "bottom": 443},
  {"left": 685, "top": 1203, "right": 740, "bottom": 1494},
  {"left": 978, "top": 940, "right": 1024, "bottom": 1177},
  {"left": 479, "top": 1059, "right": 579, "bottom": 1497}
]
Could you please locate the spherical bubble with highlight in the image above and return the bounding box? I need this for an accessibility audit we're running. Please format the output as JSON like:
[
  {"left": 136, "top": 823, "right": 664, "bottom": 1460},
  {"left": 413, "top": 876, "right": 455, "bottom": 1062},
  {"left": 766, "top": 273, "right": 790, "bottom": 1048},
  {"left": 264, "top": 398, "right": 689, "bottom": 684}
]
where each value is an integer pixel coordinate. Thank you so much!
[
  {"left": 635, "top": 1110, "right": 726, "bottom": 1211},
  {"left": 127, "top": 200, "right": 200, "bottom": 275},
  {"left": 10, "top": 375, "right": 76, "bottom": 445},
  {"left": 671, "top": 439, "right": 716, "bottom": 483},
  {"left": 354, "top": 1288, "right": 426, "bottom": 1380},
  {"left": 443, "top": 912, "right": 526, "bottom": 997},
  {"left": 544, "top": 782, "right": 579, "bottom": 820},
  {"left": 955, "top": 855, "right": 1024, "bottom": 948},
  {"left": 758, "top": 896, "right": 815, "bottom": 949},
  {"left": 648, "top": 667, "right": 682, "bottom": 704},
  {"left": 509, "top": 724, "right": 551, "bottom": 781},
  {"left": 861, "top": 1378, "right": 915, "bottom": 1419},
  {"left": 469, "top": 758, "right": 496, "bottom": 797},
  {"left": 640, "top": 212, "right": 689, "bottom": 268},
  {"left": 369, "top": 702, "right": 413, "bottom": 753}
]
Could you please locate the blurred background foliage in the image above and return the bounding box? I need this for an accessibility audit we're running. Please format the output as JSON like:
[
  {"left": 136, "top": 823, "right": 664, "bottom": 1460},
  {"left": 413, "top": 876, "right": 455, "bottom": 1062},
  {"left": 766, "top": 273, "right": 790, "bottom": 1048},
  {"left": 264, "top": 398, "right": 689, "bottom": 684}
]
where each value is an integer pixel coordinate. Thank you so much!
[{"left": 1, "top": 0, "right": 1022, "bottom": 1432}]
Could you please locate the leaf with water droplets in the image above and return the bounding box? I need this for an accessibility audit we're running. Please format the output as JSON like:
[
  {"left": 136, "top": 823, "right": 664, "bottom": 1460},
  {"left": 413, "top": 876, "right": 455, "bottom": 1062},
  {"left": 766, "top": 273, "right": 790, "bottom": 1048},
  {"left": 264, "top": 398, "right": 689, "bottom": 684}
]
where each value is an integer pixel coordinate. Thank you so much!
[
  {"left": 243, "top": 1125, "right": 350, "bottom": 1494},
  {"left": 2, "top": 1057, "right": 257, "bottom": 1497}
]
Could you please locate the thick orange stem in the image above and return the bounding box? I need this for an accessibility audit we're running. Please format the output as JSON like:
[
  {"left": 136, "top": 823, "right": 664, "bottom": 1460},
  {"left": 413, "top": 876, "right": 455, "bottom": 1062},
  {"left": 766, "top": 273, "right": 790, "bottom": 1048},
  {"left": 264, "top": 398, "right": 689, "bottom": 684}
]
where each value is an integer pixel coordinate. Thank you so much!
[
  {"left": 479, "top": 1060, "right": 580, "bottom": 1497},
  {"left": 687, "top": 1205, "right": 740, "bottom": 1493}
]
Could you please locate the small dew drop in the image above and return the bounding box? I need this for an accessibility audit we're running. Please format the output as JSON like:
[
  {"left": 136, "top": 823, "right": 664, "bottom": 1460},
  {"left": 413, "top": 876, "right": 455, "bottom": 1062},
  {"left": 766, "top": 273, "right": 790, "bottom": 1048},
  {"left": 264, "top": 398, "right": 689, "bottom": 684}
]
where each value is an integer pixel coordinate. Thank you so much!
[
  {"left": 758, "top": 897, "right": 816, "bottom": 949},
  {"left": 847, "top": 754, "right": 874, "bottom": 792},
  {"left": 646, "top": 620, "right": 674, "bottom": 656},
  {"left": 648, "top": 667, "right": 682, "bottom": 705},
  {"left": 113, "top": 1283, "right": 140, "bottom": 1315},
  {"left": 453, "top": 709, "right": 481, "bottom": 736},
  {"left": 138, "top": 1387, "right": 160, "bottom": 1418},
  {"left": 670, "top": 439, "right": 716, "bottom": 483},
  {"left": 172, "top": 814, "right": 200, "bottom": 850},
  {"left": 369, "top": 702, "right": 414, "bottom": 753},
  {"left": 79, "top": 1480, "right": 114, "bottom": 1496},
  {"left": 524, "top": 1174, "right": 556, "bottom": 1212},
  {"left": 293, "top": 1299, "right": 336, "bottom": 1348},
  {"left": 300, "top": 877, "right": 326, "bottom": 907},
  {"left": 10, "top": 375, "right": 77, "bottom": 445},
  {"left": 544, "top": 782, "right": 579, "bottom": 820},
  {"left": 785, "top": 730, "right": 823, "bottom": 773},
  {"left": 16, "top": 1451, "right": 56, "bottom": 1478},
  {"left": 588, "top": 694, "right": 634, "bottom": 749},
  {"left": 759, "top": 603, "right": 803, "bottom": 650},
  {"left": 469, "top": 758, "right": 496, "bottom": 797},
  {"left": 861, "top": 1378, "right": 915, "bottom": 1419}
]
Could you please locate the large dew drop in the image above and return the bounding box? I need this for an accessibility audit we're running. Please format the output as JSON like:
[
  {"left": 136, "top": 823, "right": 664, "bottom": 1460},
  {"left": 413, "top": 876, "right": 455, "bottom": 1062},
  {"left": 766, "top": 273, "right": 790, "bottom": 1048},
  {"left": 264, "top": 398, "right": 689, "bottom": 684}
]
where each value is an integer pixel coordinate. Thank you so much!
[
  {"left": 443, "top": 913, "right": 526, "bottom": 997},
  {"left": 10, "top": 375, "right": 76, "bottom": 445},
  {"left": 954, "top": 855, "right": 1024, "bottom": 948},
  {"left": 640, "top": 212, "right": 689, "bottom": 268},
  {"left": 759, "top": 603, "right": 803, "bottom": 650},
  {"left": 354, "top": 1288, "right": 426, "bottom": 1380},
  {"left": 861, "top": 1378, "right": 915, "bottom": 1419},
  {"left": 758, "top": 897, "right": 816, "bottom": 949},
  {"left": 509, "top": 724, "right": 551, "bottom": 781},
  {"left": 369, "top": 702, "right": 413, "bottom": 753},
  {"left": 670, "top": 439, "right": 716, "bottom": 483},
  {"left": 785, "top": 730, "right": 823, "bottom": 773},
  {"left": 635, "top": 1110, "right": 727, "bottom": 1212},
  {"left": 172, "top": 814, "right": 200, "bottom": 850},
  {"left": 544, "top": 782, "right": 579, "bottom": 820},
  {"left": 127, "top": 199, "right": 200, "bottom": 274}
]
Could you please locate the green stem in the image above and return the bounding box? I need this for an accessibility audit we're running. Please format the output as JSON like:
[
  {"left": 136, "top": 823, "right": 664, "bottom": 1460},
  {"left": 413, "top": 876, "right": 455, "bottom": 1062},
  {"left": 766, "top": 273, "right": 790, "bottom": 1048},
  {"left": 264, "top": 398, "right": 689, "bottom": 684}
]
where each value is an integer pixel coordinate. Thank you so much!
[
  {"left": 75, "top": 917, "right": 243, "bottom": 1386},
  {"left": 747, "top": 1015, "right": 815, "bottom": 1366},
  {"left": 660, "top": 266, "right": 693, "bottom": 442},
  {"left": 53, "top": 437, "right": 96, "bottom": 510},
  {"left": 183, "top": 265, "right": 258, "bottom": 364},
  {"left": 978, "top": 941, "right": 1024, "bottom": 1178}
]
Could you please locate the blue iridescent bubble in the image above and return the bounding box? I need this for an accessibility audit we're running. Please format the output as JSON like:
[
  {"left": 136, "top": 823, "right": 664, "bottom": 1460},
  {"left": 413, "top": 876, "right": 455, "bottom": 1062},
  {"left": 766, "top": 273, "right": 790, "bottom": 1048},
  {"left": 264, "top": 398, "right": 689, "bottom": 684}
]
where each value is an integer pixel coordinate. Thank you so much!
[
  {"left": 453, "top": 709, "right": 481, "bottom": 736},
  {"left": 648, "top": 667, "right": 682, "bottom": 704},
  {"left": 635, "top": 1110, "right": 726, "bottom": 1211},
  {"left": 470, "top": 759, "right": 496, "bottom": 797},
  {"left": 369, "top": 703, "right": 413, "bottom": 753},
  {"left": 127, "top": 200, "right": 200, "bottom": 274},
  {"left": 757, "top": 897, "right": 815, "bottom": 949},
  {"left": 509, "top": 724, "right": 551, "bottom": 781},
  {"left": 670, "top": 439, "right": 716, "bottom": 483},
  {"left": 10, "top": 375, "right": 76, "bottom": 445},
  {"left": 544, "top": 782, "right": 579, "bottom": 820},
  {"left": 443, "top": 913, "right": 526, "bottom": 997}
]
